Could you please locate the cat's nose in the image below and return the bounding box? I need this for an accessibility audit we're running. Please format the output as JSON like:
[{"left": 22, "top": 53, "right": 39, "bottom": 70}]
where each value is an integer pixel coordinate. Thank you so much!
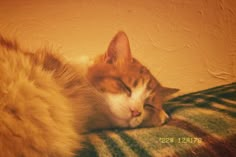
[{"left": 131, "top": 110, "right": 141, "bottom": 117}]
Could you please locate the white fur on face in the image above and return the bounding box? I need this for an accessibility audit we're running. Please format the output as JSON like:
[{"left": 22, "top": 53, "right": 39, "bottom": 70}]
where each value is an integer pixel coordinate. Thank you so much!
[{"left": 104, "top": 82, "right": 151, "bottom": 128}]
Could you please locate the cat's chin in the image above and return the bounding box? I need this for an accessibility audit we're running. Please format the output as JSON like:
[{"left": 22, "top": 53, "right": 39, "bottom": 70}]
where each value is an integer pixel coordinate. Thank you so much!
[
  {"left": 110, "top": 114, "right": 143, "bottom": 128},
  {"left": 129, "top": 117, "right": 143, "bottom": 128}
]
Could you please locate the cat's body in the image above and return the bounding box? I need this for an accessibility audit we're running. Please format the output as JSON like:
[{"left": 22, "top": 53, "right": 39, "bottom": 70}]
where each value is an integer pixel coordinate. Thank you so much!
[{"left": 0, "top": 32, "right": 178, "bottom": 157}]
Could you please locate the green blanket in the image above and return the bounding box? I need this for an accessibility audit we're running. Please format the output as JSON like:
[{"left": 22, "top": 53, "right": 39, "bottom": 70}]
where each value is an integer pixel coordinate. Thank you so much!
[{"left": 77, "top": 83, "right": 236, "bottom": 157}]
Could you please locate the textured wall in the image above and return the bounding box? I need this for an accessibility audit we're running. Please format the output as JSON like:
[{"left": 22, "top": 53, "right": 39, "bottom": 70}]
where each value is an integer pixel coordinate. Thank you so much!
[{"left": 0, "top": 0, "right": 236, "bottom": 94}]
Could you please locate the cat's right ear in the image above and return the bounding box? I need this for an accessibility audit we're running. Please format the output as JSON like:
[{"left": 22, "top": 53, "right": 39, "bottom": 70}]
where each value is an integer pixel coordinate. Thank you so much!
[{"left": 104, "top": 31, "right": 133, "bottom": 64}]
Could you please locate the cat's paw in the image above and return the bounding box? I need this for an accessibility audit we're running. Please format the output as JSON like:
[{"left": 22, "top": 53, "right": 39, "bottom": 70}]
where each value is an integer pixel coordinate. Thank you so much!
[{"left": 158, "top": 109, "right": 169, "bottom": 125}]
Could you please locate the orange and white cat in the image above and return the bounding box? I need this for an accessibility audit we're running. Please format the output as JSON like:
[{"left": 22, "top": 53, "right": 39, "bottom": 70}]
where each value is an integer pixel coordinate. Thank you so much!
[{"left": 0, "top": 32, "right": 178, "bottom": 157}]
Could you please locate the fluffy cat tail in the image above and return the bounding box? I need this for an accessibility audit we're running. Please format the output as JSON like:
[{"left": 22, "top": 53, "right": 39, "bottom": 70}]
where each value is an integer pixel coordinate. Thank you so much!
[{"left": 0, "top": 46, "right": 81, "bottom": 157}]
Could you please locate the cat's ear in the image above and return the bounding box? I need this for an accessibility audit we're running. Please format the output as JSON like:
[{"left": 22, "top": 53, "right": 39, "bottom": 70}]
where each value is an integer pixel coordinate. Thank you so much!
[
  {"left": 161, "top": 86, "right": 179, "bottom": 96},
  {"left": 104, "top": 31, "right": 132, "bottom": 64}
]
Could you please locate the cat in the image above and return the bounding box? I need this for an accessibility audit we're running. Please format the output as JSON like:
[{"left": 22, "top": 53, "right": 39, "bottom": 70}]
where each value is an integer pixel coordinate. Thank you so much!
[{"left": 0, "top": 31, "right": 178, "bottom": 157}]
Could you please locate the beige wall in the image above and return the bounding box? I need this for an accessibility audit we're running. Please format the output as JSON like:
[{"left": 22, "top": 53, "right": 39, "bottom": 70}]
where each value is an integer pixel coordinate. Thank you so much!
[{"left": 1, "top": 0, "right": 236, "bottom": 94}]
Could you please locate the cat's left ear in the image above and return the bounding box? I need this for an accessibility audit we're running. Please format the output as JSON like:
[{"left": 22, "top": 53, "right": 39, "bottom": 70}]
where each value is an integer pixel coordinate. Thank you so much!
[
  {"left": 104, "top": 31, "right": 133, "bottom": 64},
  {"left": 161, "top": 87, "right": 179, "bottom": 96}
]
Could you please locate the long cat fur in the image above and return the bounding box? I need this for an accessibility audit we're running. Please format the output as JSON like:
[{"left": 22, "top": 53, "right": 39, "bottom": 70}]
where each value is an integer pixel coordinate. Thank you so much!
[{"left": 0, "top": 35, "right": 111, "bottom": 157}]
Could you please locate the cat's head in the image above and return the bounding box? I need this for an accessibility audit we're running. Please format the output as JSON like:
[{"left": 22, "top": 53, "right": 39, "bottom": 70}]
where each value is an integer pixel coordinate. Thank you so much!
[{"left": 87, "top": 31, "right": 179, "bottom": 128}]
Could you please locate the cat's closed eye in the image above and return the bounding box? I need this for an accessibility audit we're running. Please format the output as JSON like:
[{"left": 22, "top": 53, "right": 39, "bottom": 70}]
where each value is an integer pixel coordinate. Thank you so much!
[
  {"left": 144, "top": 104, "right": 155, "bottom": 111},
  {"left": 118, "top": 79, "right": 132, "bottom": 97}
]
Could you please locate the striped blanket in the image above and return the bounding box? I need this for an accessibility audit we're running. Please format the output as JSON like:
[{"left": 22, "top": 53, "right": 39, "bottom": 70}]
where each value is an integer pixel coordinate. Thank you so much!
[{"left": 77, "top": 83, "right": 236, "bottom": 157}]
